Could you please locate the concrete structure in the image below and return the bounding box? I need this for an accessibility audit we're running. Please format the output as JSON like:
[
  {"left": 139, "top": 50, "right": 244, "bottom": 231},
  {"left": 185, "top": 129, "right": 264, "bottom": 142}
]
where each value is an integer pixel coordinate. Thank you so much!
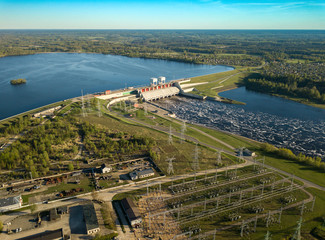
[
  {"left": 140, "top": 87, "right": 180, "bottom": 101},
  {"left": 158, "top": 76, "right": 166, "bottom": 84},
  {"left": 0, "top": 195, "right": 22, "bottom": 212},
  {"left": 129, "top": 168, "right": 155, "bottom": 180},
  {"left": 83, "top": 204, "right": 100, "bottom": 235},
  {"left": 33, "top": 106, "right": 61, "bottom": 118},
  {"left": 150, "top": 77, "right": 158, "bottom": 86},
  {"left": 121, "top": 198, "right": 142, "bottom": 227},
  {"left": 100, "top": 163, "right": 112, "bottom": 174},
  {"left": 17, "top": 228, "right": 63, "bottom": 240}
]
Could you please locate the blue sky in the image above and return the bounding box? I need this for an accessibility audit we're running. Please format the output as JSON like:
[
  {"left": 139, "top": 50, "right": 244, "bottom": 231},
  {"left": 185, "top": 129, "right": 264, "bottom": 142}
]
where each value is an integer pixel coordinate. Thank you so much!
[{"left": 0, "top": 0, "right": 325, "bottom": 29}]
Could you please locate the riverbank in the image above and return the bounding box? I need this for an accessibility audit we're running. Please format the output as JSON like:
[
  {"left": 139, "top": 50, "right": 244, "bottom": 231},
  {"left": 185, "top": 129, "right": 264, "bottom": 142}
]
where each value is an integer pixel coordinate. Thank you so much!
[{"left": 271, "top": 93, "right": 325, "bottom": 110}]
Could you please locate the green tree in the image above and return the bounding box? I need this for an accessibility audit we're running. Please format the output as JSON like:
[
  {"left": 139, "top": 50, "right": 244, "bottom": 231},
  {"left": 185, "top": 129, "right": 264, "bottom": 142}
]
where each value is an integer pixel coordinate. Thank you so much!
[{"left": 68, "top": 163, "right": 74, "bottom": 171}]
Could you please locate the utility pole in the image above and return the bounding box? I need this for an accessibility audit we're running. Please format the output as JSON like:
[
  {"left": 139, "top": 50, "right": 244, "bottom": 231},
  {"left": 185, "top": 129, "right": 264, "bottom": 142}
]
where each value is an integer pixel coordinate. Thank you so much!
[
  {"left": 193, "top": 142, "right": 199, "bottom": 171},
  {"left": 265, "top": 231, "right": 271, "bottom": 240},
  {"left": 311, "top": 196, "right": 316, "bottom": 212},
  {"left": 278, "top": 207, "right": 283, "bottom": 224},
  {"left": 81, "top": 89, "right": 87, "bottom": 117},
  {"left": 168, "top": 125, "right": 173, "bottom": 145},
  {"left": 180, "top": 120, "right": 186, "bottom": 144},
  {"left": 292, "top": 217, "right": 302, "bottom": 240},
  {"left": 217, "top": 150, "right": 222, "bottom": 166},
  {"left": 97, "top": 99, "right": 102, "bottom": 117}
]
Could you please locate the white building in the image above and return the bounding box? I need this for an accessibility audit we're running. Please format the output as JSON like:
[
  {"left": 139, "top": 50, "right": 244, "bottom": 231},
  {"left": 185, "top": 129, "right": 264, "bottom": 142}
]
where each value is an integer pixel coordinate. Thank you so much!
[
  {"left": 158, "top": 76, "right": 166, "bottom": 84},
  {"left": 150, "top": 78, "right": 158, "bottom": 86},
  {"left": 100, "top": 164, "right": 111, "bottom": 174},
  {"left": 0, "top": 195, "right": 22, "bottom": 212}
]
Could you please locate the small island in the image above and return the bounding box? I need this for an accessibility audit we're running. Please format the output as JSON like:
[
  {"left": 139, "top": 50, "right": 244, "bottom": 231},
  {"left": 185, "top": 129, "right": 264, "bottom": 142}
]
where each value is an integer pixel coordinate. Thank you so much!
[{"left": 10, "top": 78, "right": 27, "bottom": 85}]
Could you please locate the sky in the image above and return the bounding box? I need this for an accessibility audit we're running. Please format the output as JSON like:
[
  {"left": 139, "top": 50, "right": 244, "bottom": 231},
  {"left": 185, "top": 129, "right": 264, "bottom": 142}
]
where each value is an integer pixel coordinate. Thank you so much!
[{"left": 0, "top": 0, "right": 325, "bottom": 29}]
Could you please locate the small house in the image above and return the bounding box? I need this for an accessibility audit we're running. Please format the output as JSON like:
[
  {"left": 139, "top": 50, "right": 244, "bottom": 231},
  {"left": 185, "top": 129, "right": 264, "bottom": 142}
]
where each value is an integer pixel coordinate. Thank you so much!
[{"left": 100, "top": 164, "right": 111, "bottom": 174}]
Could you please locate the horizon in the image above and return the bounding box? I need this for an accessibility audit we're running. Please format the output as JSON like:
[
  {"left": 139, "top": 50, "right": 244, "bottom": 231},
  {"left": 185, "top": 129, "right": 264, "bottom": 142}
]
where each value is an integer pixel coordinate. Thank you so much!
[
  {"left": 2, "top": 28, "right": 324, "bottom": 31},
  {"left": 1, "top": 0, "right": 325, "bottom": 30}
]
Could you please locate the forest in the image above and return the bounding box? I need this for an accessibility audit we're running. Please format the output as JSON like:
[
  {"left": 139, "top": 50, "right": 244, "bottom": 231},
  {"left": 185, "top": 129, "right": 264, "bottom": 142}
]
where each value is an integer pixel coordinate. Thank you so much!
[{"left": 245, "top": 62, "right": 325, "bottom": 103}]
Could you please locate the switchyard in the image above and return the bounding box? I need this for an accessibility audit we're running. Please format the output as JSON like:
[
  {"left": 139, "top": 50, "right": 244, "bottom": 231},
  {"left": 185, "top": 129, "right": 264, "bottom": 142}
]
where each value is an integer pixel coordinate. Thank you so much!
[{"left": 118, "top": 164, "right": 315, "bottom": 240}]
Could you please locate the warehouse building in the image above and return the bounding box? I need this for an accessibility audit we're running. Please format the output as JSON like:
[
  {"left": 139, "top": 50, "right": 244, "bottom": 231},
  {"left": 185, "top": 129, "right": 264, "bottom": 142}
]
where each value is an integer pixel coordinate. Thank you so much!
[
  {"left": 83, "top": 204, "right": 100, "bottom": 235},
  {"left": 129, "top": 168, "right": 155, "bottom": 180},
  {"left": 121, "top": 198, "right": 142, "bottom": 227},
  {"left": 0, "top": 195, "right": 22, "bottom": 212}
]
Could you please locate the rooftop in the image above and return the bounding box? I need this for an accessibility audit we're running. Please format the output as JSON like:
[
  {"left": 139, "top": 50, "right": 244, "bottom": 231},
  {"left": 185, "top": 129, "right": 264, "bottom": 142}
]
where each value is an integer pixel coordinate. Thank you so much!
[
  {"left": 137, "top": 168, "right": 154, "bottom": 176},
  {"left": 0, "top": 195, "right": 21, "bottom": 208},
  {"left": 121, "top": 198, "right": 141, "bottom": 221},
  {"left": 83, "top": 204, "right": 99, "bottom": 231}
]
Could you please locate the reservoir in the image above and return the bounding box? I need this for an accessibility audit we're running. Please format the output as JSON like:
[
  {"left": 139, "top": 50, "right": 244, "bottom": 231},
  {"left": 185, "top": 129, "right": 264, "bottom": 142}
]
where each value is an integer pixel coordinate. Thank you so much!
[
  {"left": 163, "top": 87, "right": 325, "bottom": 158},
  {"left": 0, "top": 53, "right": 233, "bottom": 120}
]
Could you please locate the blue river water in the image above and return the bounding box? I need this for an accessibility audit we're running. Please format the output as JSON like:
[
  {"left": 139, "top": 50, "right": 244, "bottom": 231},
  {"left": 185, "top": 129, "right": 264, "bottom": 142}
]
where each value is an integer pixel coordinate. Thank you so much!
[
  {"left": 0, "top": 53, "right": 233, "bottom": 120},
  {"left": 163, "top": 88, "right": 325, "bottom": 158}
]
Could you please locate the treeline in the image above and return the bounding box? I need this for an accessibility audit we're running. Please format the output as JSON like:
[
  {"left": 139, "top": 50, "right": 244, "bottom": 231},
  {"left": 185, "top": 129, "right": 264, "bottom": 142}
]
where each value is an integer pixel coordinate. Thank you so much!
[
  {"left": 245, "top": 61, "right": 325, "bottom": 103},
  {"left": 260, "top": 143, "right": 325, "bottom": 171},
  {"left": 4, "top": 30, "right": 325, "bottom": 66},
  {"left": 245, "top": 78, "right": 325, "bottom": 103}
]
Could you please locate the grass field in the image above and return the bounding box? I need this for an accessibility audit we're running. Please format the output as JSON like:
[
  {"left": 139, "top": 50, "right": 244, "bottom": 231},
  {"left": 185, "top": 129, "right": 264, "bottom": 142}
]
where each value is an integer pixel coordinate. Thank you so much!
[{"left": 262, "top": 153, "right": 325, "bottom": 188}]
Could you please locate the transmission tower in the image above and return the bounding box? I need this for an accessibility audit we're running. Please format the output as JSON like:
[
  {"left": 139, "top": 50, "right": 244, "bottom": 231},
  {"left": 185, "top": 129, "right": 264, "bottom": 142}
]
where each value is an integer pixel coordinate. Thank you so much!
[
  {"left": 180, "top": 120, "right": 186, "bottom": 143},
  {"left": 87, "top": 93, "right": 91, "bottom": 112},
  {"left": 168, "top": 125, "right": 173, "bottom": 145},
  {"left": 193, "top": 142, "right": 200, "bottom": 171},
  {"left": 238, "top": 147, "right": 244, "bottom": 161},
  {"left": 97, "top": 99, "right": 102, "bottom": 117},
  {"left": 292, "top": 217, "right": 302, "bottom": 240},
  {"left": 265, "top": 231, "right": 271, "bottom": 240},
  {"left": 81, "top": 90, "right": 87, "bottom": 117},
  {"left": 217, "top": 149, "right": 222, "bottom": 166},
  {"left": 166, "top": 157, "right": 175, "bottom": 175}
]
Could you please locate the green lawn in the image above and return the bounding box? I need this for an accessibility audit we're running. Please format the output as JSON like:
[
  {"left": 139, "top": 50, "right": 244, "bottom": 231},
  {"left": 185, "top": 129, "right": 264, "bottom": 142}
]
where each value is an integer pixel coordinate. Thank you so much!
[{"left": 261, "top": 153, "right": 325, "bottom": 187}]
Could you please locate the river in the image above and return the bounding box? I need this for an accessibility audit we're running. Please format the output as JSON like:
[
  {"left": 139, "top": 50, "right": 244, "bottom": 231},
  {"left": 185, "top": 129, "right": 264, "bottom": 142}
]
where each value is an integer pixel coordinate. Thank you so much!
[
  {"left": 160, "top": 87, "right": 325, "bottom": 158},
  {"left": 0, "top": 53, "right": 233, "bottom": 120}
]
